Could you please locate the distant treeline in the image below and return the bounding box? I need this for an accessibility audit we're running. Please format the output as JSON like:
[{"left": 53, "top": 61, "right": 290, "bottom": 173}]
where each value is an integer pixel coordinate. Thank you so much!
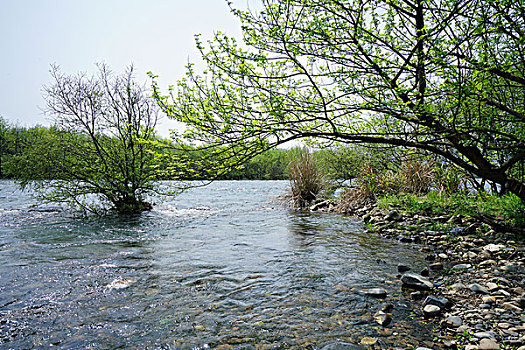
[{"left": 0, "top": 118, "right": 393, "bottom": 182}]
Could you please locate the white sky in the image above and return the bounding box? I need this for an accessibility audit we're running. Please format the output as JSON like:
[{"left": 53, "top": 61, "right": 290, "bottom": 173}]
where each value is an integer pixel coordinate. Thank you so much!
[{"left": 0, "top": 0, "right": 255, "bottom": 137}]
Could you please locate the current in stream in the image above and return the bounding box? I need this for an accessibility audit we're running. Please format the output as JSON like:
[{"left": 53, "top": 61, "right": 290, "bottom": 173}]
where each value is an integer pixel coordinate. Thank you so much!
[{"left": 0, "top": 180, "right": 432, "bottom": 349}]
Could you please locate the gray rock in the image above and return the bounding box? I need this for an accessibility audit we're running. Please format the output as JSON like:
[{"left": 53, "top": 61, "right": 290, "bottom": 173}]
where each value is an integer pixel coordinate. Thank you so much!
[
  {"left": 473, "top": 331, "right": 496, "bottom": 339},
  {"left": 486, "top": 282, "right": 499, "bottom": 292},
  {"left": 443, "top": 340, "right": 457, "bottom": 348},
  {"left": 424, "top": 295, "right": 450, "bottom": 309},
  {"left": 483, "top": 243, "right": 505, "bottom": 253},
  {"left": 423, "top": 304, "right": 441, "bottom": 317},
  {"left": 478, "top": 338, "right": 500, "bottom": 350},
  {"left": 442, "top": 316, "right": 462, "bottom": 328},
  {"left": 401, "top": 272, "right": 434, "bottom": 290},
  {"left": 453, "top": 263, "right": 472, "bottom": 270},
  {"left": 363, "top": 288, "right": 387, "bottom": 298},
  {"left": 320, "top": 342, "right": 366, "bottom": 350},
  {"left": 385, "top": 210, "right": 402, "bottom": 221},
  {"left": 450, "top": 282, "right": 467, "bottom": 291},
  {"left": 397, "top": 264, "right": 411, "bottom": 273},
  {"left": 469, "top": 283, "right": 489, "bottom": 294},
  {"left": 429, "top": 262, "right": 444, "bottom": 271}
]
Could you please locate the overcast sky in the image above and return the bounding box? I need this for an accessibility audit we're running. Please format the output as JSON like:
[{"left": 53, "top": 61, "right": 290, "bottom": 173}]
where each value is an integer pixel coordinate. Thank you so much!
[{"left": 0, "top": 0, "right": 252, "bottom": 136}]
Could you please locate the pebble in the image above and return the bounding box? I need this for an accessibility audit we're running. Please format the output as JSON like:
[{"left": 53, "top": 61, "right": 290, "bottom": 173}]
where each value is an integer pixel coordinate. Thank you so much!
[
  {"left": 486, "top": 282, "right": 499, "bottom": 291},
  {"left": 442, "top": 316, "right": 462, "bottom": 328},
  {"left": 453, "top": 263, "right": 472, "bottom": 270},
  {"left": 469, "top": 283, "right": 489, "bottom": 294},
  {"left": 482, "top": 296, "right": 496, "bottom": 304},
  {"left": 397, "top": 264, "right": 411, "bottom": 273},
  {"left": 424, "top": 295, "right": 450, "bottom": 309},
  {"left": 478, "top": 338, "right": 500, "bottom": 349},
  {"left": 423, "top": 304, "right": 441, "bottom": 317},
  {"left": 429, "top": 262, "right": 443, "bottom": 271},
  {"left": 473, "top": 331, "right": 496, "bottom": 339},
  {"left": 374, "top": 312, "right": 392, "bottom": 327},
  {"left": 503, "top": 302, "right": 523, "bottom": 312},
  {"left": 363, "top": 288, "right": 388, "bottom": 298},
  {"left": 360, "top": 337, "right": 377, "bottom": 346},
  {"left": 401, "top": 273, "right": 434, "bottom": 290},
  {"left": 483, "top": 244, "right": 505, "bottom": 253}
]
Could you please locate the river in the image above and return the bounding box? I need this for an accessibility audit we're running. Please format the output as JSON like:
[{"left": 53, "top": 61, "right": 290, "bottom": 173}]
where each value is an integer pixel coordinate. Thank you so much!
[{"left": 0, "top": 180, "right": 432, "bottom": 349}]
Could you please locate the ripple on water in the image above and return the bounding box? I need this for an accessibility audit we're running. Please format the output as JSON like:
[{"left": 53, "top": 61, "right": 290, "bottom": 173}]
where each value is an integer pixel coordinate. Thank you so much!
[{"left": 0, "top": 180, "right": 433, "bottom": 348}]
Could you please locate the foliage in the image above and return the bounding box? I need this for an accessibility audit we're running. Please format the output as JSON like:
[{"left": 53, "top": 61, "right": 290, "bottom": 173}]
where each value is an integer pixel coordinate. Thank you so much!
[
  {"left": 287, "top": 148, "right": 326, "bottom": 209},
  {"left": 152, "top": 0, "right": 525, "bottom": 201},
  {"left": 18, "top": 64, "right": 179, "bottom": 215},
  {"left": 377, "top": 192, "right": 525, "bottom": 228}
]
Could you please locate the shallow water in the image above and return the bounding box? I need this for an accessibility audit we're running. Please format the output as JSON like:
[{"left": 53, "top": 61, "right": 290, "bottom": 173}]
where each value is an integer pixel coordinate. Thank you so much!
[{"left": 0, "top": 180, "right": 430, "bottom": 349}]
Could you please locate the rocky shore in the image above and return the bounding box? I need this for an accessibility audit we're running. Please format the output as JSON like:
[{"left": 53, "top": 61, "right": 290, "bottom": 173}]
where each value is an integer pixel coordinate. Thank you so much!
[{"left": 312, "top": 200, "right": 525, "bottom": 349}]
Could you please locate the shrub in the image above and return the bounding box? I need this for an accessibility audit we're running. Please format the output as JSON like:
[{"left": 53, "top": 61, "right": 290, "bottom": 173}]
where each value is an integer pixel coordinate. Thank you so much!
[{"left": 287, "top": 148, "right": 325, "bottom": 209}]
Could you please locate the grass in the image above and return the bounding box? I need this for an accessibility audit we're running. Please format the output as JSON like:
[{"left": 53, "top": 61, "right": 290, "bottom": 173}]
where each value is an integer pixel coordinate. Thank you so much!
[
  {"left": 287, "top": 148, "right": 326, "bottom": 209},
  {"left": 376, "top": 191, "right": 525, "bottom": 230}
]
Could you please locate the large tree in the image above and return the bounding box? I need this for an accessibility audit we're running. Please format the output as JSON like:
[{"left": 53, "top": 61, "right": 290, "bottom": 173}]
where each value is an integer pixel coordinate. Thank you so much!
[
  {"left": 21, "top": 64, "right": 177, "bottom": 214},
  {"left": 152, "top": 0, "right": 525, "bottom": 200}
]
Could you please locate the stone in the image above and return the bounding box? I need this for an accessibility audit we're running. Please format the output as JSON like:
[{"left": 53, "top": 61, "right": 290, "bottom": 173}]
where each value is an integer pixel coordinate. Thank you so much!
[
  {"left": 429, "top": 262, "right": 444, "bottom": 271},
  {"left": 482, "top": 296, "right": 496, "bottom": 304},
  {"left": 473, "top": 332, "right": 496, "bottom": 339},
  {"left": 453, "top": 263, "right": 472, "bottom": 270},
  {"left": 381, "top": 303, "right": 394, "bottom": 312},
  {"left": 438, "top": 253, "right": 449, "bottom": 259},
  {"left": 480, "top": 260, "right": 497, "bottom": 266},
  {"left": 411, "top": 291, "right": 424, "bottom": 300},
  {"left": 401, "top": 273, "right": 434, "bottom": 290},
  {"left": 415, "top": 348, "right": 433, "bottom": 350},
  {"left": 320, "top": 342, "right": 366, "bottom": 350},
  {"left": 424, "top": 295, "right": 450, "bottom": 309},
  {"left": 385, "top": 210, "right": 402, "bottom": 221},
  {"left": 486, "top": 282, "right": 499, "bottom": 292},
  {"left": 359, "top": 337, "right": 377, "bottom": 346},
  {"left": 443, "top": 340, "right": 457, "bottom": 348},
  {"left": 423, "top": 304, "right": 441, "bottom": 317},
  {"left": 442, "top": 316, "right": 462, "bottom": 328},
  {"left": 518, "top": 296, "right": 525, "bottom": 308},
  {"left": 420, "top": 268, "right": 430, "bottom": 277},
  {"left": 503, "top": 302, "right": 523, "bottom": 312},
  {"left": 463, "top": 251, "right": 478, "bottom": 259},
  {"left": 483, "top": 244, "right": 505, "bottom": 253},
  {"left": 450, "top": 283, "right": 467, "bottom": 291},
  {"left": 363, "top": 288, "right": 387, "bottom": 298},
  {"left": 469, "top": 283, "right": 489, "bottom": 294},
  {"left": 374, "top": 312, "right": 392, "bottom": 327},
  {"left": 478, "top": 338, "right": 499, "bottom": 350},
  {"left": 397, "top": 264, "right": 411, "bottom": 273}
]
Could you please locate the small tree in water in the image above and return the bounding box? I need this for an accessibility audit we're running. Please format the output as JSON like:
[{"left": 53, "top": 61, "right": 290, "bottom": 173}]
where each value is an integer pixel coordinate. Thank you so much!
[{"left": 20, "top": 64, "right": 170, "bottom": 214}]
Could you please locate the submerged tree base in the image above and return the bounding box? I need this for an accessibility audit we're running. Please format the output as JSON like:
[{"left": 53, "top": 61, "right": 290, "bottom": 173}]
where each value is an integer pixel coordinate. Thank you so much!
[{"left": 114, "top": 200, "right": 154, "bottom": 214}]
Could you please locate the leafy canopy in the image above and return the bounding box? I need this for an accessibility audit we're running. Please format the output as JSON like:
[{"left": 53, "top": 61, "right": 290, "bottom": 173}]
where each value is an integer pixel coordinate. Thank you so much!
[{"left": 152, "top": 0, "right": 525, "bottom": 200}]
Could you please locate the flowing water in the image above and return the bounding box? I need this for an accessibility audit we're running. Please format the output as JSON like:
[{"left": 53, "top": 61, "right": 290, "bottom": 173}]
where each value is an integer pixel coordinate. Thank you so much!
[{"left": 0, "top": 180, "right": 432, "bottom": 349}]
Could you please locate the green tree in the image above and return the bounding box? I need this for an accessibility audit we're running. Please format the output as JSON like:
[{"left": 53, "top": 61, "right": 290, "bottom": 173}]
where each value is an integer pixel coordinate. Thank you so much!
[
  {"left": 152, "top": 0, "right": 525, "bottom": 200},
  {"left": 21, "top": 64, "right": 177, "bottom": 214},
  {"left": 0, "top": 116, "right": 8, "bottom": 178}
]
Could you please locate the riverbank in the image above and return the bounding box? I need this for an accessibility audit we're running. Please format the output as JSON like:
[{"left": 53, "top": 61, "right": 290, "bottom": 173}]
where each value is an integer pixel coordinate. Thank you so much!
[{"left": 311, "top": 197, "right": 525, "bottom": 349}]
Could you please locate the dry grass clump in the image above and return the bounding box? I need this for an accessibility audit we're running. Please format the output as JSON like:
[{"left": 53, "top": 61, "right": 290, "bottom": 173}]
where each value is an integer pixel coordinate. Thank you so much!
[
  {"left": 334, "top": 156, "right": 465, "bottom": 213},
  {"left": 287, "top": 148, "right": 325, "bottom": 209}
]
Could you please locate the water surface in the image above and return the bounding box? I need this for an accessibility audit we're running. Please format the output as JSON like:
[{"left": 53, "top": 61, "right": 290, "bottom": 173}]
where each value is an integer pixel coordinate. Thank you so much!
[{"left": 0, "top": 180, "right": 430, "bottom": 349}]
